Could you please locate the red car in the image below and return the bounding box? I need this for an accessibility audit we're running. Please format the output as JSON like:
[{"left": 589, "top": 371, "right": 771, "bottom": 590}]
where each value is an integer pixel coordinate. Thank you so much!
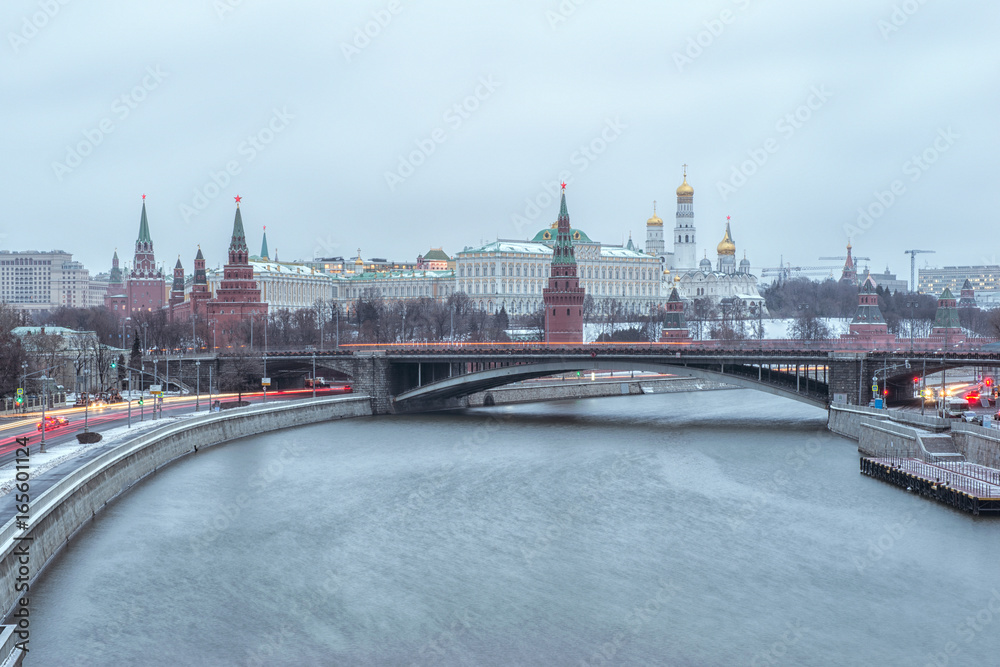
[
  {"left": 331, "top": 384, "right": 353, "bottom": 393},
  {"left": 36, "top": 416, "right": 69, "bottom": 431}
]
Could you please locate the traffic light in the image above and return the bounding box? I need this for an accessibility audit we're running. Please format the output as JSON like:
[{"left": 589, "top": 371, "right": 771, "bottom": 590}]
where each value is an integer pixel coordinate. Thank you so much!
[
  {"left": 110, "top": 360, "right": 117, "bottom": 369},
  {"left": 14, "top": 395, "right": 23, "bottom": 406},
  {"left": 883, "top": 389, "right": 889, "bottom": 396},
  {"left": 987, "top": 377, "right": 993, "bottom": 387},
  {"left": 913, "top": 377, "right": 920, "bottom": 384},
  {"left": 138, "top": 397, "right": 144, "bottom": 406}
]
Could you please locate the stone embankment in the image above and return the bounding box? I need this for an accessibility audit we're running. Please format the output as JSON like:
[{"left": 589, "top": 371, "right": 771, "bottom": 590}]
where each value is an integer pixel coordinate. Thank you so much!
[
  {"left": 0, "top": 395, "right": 371, "bottom": 662},
  {"left": 467, "top": 376, "right": 736, "bottom": 407},
  {"left": 830, "top": 403, "right": 1000, "bottom": 515}
]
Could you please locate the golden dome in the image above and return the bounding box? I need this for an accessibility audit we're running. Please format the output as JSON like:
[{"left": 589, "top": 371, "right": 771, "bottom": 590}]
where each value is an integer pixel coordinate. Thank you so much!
[
  {"left": 716, "top": 222, "right": 736, "bottom": 256},
  {"left": 355, "top": 248, "right": 364, "bottom": 266},
  {"left": 646, "top": 201, "right": 663, "bottom": 227},
  {"left": 676, "top": 167, "right": 694, "bottom": 196}
]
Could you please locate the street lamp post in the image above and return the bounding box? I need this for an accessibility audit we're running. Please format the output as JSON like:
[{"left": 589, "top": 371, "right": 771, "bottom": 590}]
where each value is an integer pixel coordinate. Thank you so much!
[
  {"left": 83, "top": 369, "right": 90, "bottom": 432},
  {"left": 20, "top": 362, "right": 28, "bottom": 414},
  {"left": 312, "top": 353, "right": 316, "bottom": 399},
  {"left": 906, "top": 299, "right": 919, "bottom": 353},
  {"left": 195, "top": 360, "right": 201, "bottom": 412},
  {"left": 262, "top": 314, "right": 269, "bottom": 403},
  {"left": 153, "top": 359, "right": 159, "bottom": 419},
  {"left": 336, "top": 305, "right": 340, "bottom": 348}
]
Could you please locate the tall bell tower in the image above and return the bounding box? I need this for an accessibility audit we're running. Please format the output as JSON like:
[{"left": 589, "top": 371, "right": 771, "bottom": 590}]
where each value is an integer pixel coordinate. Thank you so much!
[{"left": 672, "top": 165, "right": 697, "bottom": 270}]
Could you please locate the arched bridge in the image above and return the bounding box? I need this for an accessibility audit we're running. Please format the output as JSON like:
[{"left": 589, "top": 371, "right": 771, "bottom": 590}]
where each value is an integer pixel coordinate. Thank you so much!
[
  {"left": 392, "top": 354, "right": 832, "bottom": 410},
  {"left": 156, "top": 345, "right": 1000, "bottom": 415}
]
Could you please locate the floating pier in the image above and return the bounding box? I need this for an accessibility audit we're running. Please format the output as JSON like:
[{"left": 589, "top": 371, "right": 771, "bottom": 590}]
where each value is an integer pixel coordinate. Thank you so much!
[{"left": 860, "top": 457, "right": 1000, "bottom": 515}]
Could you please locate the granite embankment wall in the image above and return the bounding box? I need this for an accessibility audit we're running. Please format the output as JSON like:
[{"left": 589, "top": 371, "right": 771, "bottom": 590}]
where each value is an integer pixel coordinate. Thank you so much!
[
  {"left": 829, "top": 404, "right": 1000, "bottom": 466},
  {"left": 466, "top": 377, "right": 736, "bottom": 407},
  {"left": 952, "top": 422, "right": 1000, "bottom": 468},
  {"left": 0, "top": 396, "right": 371, "bottom": 632}
]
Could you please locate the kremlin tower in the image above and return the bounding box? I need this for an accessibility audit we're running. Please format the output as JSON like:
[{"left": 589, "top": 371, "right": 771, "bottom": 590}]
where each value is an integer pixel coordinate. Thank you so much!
[
  {"left": 104, "top": 249, "right": 127, "bottom": 315},
  {"left": 542, "top": 184, "right": 585, "bottom": 343},
  {"left": 205, "top": 196, "right": 267, "bottom": 344},
  {"left": 105, "top": 196, "right": 166, "bottom": 318},
  {"left": 169, "top": 257, "right": 185, "bottom": 309},
  {"left": 839, "top": 242, "right": 858, "bottom": 286}
]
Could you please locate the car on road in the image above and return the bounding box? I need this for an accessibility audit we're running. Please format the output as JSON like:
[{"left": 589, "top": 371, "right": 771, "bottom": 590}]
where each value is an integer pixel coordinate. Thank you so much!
[
  {"left": 330, "top": 384, "right": 352, "bottom": 393},
  {"left": 962, "top": 411, "right": 979, "bottom": 423},
  {"left": 36, "top": 416, "right": 69, "bottom": 431}
]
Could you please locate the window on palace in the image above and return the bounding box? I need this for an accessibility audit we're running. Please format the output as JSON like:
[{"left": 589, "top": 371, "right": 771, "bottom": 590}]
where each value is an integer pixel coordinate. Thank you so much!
[
  {"left": 501, "top": 266, "right": 506, "bottom": 277},
  {"left": 491, "top": 266, "right": 496, "bottom": 276},
  {"left": 530, "top": 266, "right": 535, "bottom": 277},
  {"left": 615, "top": 269, "right": 620, "bottom": 280}
]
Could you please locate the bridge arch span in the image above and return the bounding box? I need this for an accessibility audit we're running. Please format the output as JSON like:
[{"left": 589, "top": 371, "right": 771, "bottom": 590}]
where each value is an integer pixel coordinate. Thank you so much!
[{"left": 393, "top": 359, "right": 828, "bottom": 410}]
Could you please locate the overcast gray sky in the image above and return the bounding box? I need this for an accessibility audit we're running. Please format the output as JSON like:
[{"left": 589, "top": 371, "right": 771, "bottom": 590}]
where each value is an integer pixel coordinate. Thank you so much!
[{"left": 3, "top": 1, "right": 997, "bottom": 282}]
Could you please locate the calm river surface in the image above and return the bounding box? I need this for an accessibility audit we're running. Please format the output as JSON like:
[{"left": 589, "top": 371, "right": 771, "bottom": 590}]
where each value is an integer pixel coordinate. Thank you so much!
[{"left": 26, "top": 390, "right": 1000, "bottom": 666}]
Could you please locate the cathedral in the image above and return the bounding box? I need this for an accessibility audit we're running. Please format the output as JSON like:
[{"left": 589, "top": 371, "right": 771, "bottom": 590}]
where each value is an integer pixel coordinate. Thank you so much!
[{"left": 645, "top": 169, "right": 767, "bottom": 314}]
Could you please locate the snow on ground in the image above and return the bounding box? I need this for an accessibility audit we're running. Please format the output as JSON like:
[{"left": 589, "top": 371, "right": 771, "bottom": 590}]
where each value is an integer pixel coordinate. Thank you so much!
[
  {"left": 763, "top": 318, "right": 851, "bottom": 339},
  {"left": 0, "top": 411, "right": 200, "bottom": 499}
]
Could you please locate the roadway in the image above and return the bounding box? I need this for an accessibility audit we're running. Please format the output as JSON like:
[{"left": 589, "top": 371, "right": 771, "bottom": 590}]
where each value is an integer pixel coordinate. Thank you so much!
[
  {"left": 0, "top": 387, "right": 353, "bottom": 527},
  {"left": 0, "top": 387, "right": 351, "bottom": 465}
]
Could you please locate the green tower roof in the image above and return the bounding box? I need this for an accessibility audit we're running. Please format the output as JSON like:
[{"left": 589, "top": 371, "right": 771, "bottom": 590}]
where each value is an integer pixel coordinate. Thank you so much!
[
  {"left": 137, "top": 201, "right": 152, "bottom": 244},
  {"left": 230, "top": 204, "right": 247, "bottom": 251},
  {"left": 260, "top": 228, "right": 269, "bottom": 260}
]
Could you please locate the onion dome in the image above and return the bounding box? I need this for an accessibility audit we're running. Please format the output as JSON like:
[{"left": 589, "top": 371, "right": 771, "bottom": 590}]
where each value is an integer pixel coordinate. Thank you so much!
[
  {"left": 717, "top": 221, "right": 736, "bottom": 256},
  {"left": 676, "top": 168, "right": 694, "bottom": 197},
  {"left": 699, "top": 256, "right": 712, "bottom": 270},
  {"left": 646, "top": 202, "right": 663, "bottom": 227}
]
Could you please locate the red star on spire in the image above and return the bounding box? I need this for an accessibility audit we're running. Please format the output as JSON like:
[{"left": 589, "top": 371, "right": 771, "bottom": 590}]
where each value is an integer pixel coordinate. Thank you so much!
[
  {"left": 726, "top": 215, "right": 731, "bottom": 220},
  {"left": 141, "top": 194, "right": 146, "bottom": 200},
  {"left": 234, "top": 195, "right": 242, "bottom": 205},
  {"left": 560, "top": 182, "right": 567, "bottom": 191}
]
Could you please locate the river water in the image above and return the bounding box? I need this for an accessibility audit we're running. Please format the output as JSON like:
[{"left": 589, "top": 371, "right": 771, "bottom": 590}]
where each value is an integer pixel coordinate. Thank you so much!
[{"left": 25, "top": 390, "right": 1000, "bottom": 666}]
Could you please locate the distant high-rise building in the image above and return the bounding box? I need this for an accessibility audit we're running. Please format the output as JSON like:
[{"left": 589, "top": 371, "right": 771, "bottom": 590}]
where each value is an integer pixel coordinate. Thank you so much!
[
  {"left": 918, "top": 266, "right": 1000, "bottom": 296},
  {"left": 0, "top": 249, "right": 102, "bottom": 313}
]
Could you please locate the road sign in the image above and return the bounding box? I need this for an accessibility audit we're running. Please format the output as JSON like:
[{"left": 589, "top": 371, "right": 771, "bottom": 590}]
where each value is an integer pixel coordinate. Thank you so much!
[
  {"left": 262, "top": 377, "right": 271, "bottom": 386},
  {"left": 150, "top": 385, "right": 162, "bottom": 392},
  {"left": 16, "top": 388, "right": 23, "bottom": 396},
  {"left": 872, "top": 384, "right": 878, "bottom": 393}
]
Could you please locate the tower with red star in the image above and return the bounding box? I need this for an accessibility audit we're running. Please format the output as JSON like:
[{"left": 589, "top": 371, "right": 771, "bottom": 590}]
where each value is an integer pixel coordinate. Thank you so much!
[
  {"left": 205, "top": 196, "right": 267, "bottom": 346},
  {"left": 124, "top": 195, "right": 166, "bottom": 315},
  {"left": 542, "top": 184, "right": 585, "bottom": 343}
]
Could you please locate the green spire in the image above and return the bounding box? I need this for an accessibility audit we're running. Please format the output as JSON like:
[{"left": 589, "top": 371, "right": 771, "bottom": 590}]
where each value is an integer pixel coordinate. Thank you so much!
[
  {"left": 260, "top": 227, "right": 269, "bottom": 260},
  {"left": 137, "top": 200, "right": 152, "bottom": 244},
  {"left": 230, "top": 203, "right": 247, "bottom": 252},
  {"left": 559, "top": 191, "right": 569, "bottom": 219}
]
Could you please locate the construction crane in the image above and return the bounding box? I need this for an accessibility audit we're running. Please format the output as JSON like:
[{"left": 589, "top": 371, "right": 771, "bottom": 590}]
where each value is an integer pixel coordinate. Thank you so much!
[
  {"left": 760, "top": 265, "right": 839, "bottom": 283},
  {"left": 819, "top": 254, "right": 871, "bottom": 263},
  {"left": 903, "top": 249, "right": 935, "bottom": 292}
]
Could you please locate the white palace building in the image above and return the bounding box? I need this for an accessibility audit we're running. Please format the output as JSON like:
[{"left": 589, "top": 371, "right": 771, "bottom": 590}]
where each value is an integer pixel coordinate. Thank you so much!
[{"left": 193, "top": 170, "right": 765, "bottom": 317}]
